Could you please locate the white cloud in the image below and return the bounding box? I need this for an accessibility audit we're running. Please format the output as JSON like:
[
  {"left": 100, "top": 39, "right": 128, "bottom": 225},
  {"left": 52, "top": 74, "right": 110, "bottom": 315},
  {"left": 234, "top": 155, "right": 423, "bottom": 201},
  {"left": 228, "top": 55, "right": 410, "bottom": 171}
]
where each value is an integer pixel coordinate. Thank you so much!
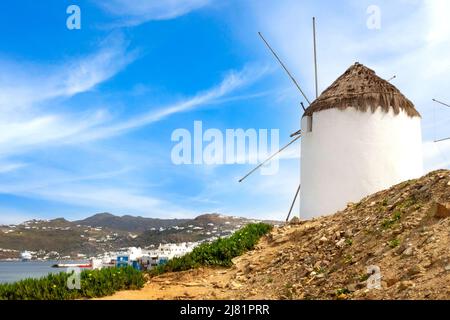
[
  {"left": 0, "top": 33, "right": 136, "bottom": 113},
  {"left": 70, "top": 64, "right": 270, "bottom": 142},
  {"left": 96, "top": 0, "right": 211, "bottom": 26},
  {"left": 0, "top": 162, "right": 27, "bottom": 174}
]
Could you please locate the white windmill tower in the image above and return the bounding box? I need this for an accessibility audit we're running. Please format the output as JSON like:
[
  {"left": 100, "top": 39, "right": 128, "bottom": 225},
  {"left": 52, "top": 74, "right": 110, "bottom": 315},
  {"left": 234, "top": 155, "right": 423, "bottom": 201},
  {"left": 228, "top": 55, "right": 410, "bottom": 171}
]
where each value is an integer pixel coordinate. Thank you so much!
[
  {"left": 300, "top": 63, "right": 423, "bottom": 219},
  {"left": 239, "top": 18, "right": 424, "bottom": 221}
]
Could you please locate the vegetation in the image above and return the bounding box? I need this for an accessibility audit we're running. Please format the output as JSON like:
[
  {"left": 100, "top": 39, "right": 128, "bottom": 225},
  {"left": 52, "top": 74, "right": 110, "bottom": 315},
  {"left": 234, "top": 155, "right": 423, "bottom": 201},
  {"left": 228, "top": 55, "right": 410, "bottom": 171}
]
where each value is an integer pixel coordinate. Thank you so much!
[
  {"left": 0, "top": 266, "right": 144, "bottom": 300},
  {"left": 150, "top": 223, "right": 272, "bottom": 275},
  {"left": 345, "top": 238, "right": 353, "bottom": 246},
  {"left": 381, "top": 210, "right": 402, "bottom": 229},
  {"left": 388, "top": 238, "right": 401, "bottom": 248}
]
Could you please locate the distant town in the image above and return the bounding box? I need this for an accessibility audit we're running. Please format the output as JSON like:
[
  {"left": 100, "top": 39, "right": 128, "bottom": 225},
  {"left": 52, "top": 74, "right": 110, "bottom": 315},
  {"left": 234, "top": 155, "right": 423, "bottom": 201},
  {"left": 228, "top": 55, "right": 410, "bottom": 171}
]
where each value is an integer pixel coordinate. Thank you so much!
[{"left": 0, "top": 213, "right": 280, "bottom": 261}]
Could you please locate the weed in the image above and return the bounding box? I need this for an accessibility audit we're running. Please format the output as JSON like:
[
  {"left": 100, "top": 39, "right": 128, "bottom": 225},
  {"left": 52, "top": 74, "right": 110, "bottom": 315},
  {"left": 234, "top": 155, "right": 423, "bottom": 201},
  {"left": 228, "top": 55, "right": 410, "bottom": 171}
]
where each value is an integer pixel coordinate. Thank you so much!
[
  {"left": 388, "top": 238, "right": 400, "bottom": 248},
  {"left": 381, "top": 211, "right": 402, "bottom": 229}
]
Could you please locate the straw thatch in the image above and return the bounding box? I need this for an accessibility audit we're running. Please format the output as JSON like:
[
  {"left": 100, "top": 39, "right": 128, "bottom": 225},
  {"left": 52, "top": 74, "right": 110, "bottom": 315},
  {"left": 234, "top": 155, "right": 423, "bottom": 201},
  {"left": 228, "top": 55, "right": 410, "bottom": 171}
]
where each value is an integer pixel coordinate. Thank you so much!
[{"left": 303, "top": 62, "right": 421, "bottom": 118}]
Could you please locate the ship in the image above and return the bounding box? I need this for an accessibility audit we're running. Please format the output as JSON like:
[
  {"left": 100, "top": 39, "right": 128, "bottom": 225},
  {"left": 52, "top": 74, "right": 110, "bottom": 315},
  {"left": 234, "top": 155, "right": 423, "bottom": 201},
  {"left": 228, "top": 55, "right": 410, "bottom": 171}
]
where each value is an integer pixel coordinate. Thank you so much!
[{"left": 20, "top": 251, "right": 32, "bottom": 261}]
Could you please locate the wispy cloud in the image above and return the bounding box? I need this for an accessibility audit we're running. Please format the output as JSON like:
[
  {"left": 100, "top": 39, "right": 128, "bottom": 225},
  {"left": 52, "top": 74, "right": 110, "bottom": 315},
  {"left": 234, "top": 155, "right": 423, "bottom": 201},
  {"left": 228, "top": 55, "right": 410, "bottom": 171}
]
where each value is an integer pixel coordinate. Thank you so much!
[
  {"left": 0, "top": 162, "right": 27, "bottom": 174},
  {"left": 71, "top": 64, "right": 270, "bottom": 142},
  {"left": 0, "top": 62, "right": 268, "bottom": 160},
  {"left": 0, "top": 33, "right": 137, "bottom": 113},
  {"left": 96, "top": 0, "right": 211, "bottom": 27}
]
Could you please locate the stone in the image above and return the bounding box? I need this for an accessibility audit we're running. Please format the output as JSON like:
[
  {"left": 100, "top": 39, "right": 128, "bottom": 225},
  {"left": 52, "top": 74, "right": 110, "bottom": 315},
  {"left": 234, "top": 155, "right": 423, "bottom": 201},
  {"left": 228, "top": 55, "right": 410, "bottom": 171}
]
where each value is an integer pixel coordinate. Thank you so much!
[
  {"left": 402, "top": 246, "right": 414, "bottom": 256},
  {"left": 429, "top": 202, "right": 450, "bottom": 219},
  {"left": 407, "top": 266, "right": 422, "bottom": 277},
  {"left": 347, "top": 283, "right": 357, "bottom": 291},
  {"left": 319, "top": 236, "right": 328, "bottom": 243},
  {"left": 289, "top": 216, "right": 301, "bottom": 225},
  {"left": 386, "top": 278, "right": 399, "bottom": 287},
  {"left": 336, "top": 238, "right": 346, "bottom": 248},
  {"left": 229, "top": 281, "right": 242, "bottom": 290},
  {"left": 398, "top": 281, "right": 415, "bottom": 291},
  {"left": 445, "top": 265, "right": 450, "bottom": 272}
]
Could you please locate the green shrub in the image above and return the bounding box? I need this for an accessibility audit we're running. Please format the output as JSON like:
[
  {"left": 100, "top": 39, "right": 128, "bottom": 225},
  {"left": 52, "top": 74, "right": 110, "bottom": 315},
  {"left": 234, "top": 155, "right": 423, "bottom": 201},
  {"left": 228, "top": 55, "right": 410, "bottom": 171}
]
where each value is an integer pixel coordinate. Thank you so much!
[
  {"left": 388, "top": 238, "right": 400, "bottom": 248},
  {"left": 381, "top": 210, "right": 402, "bottom": 229},
  {"left": 150, "top": 223, "right": 272, "bottom": 276},
  {"left": 0, "top": 266, "right": 144, "bottom": 300}
]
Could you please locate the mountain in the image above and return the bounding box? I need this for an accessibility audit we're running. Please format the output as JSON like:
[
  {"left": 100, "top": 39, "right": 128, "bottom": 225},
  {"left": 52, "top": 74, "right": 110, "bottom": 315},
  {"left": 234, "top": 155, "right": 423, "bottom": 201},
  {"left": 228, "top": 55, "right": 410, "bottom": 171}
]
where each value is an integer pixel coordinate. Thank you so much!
[
  {"left": 74, "top": 213, "right": 190, "bottom": 233},
  {"left": 0, "top": 213, "right": 280, "bottom": 259}
]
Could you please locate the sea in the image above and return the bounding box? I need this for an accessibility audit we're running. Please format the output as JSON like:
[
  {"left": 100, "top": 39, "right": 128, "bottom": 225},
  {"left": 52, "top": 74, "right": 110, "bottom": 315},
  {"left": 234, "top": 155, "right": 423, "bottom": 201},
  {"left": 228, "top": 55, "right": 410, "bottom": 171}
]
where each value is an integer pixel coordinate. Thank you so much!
[{"left": 0, "top": 260, "right": 88, "bottom": 284}]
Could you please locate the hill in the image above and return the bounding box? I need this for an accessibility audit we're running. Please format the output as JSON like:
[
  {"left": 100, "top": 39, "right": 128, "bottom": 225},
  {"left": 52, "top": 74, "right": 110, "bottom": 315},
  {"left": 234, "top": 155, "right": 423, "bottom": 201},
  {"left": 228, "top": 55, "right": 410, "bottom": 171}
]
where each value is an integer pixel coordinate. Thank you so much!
[
  {"left": 0, "top": 213, "right": 279, "bottom": 259},
  {"left": 102, "top": 170, "right": 450, "bottom": 300},
  {"left": 74, "top": 213, "right": 190, "bottom": 233}
]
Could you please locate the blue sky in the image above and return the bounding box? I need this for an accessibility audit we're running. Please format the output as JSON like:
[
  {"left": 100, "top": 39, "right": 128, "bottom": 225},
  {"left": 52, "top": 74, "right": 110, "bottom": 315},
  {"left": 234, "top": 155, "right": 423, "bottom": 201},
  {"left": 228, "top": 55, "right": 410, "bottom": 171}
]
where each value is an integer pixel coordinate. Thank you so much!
[{"left": 0, "top": 0, "right": 449, "bottom": 224}]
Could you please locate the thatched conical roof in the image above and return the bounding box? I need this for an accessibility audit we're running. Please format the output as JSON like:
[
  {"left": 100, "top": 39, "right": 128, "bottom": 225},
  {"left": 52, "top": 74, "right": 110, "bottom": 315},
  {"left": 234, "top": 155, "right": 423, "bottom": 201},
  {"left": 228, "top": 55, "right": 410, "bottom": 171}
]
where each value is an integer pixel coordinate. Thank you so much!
[{"left": 303, "top": 62, "right": 420, "bottom": 118}]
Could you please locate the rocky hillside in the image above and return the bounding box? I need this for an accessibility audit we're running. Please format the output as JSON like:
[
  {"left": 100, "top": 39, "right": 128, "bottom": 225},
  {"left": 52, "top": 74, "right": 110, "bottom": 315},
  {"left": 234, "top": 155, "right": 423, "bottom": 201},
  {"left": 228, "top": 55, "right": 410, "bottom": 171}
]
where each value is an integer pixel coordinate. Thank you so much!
[{"left": 103, "top": 170, "right": 450, "bottom": 300}]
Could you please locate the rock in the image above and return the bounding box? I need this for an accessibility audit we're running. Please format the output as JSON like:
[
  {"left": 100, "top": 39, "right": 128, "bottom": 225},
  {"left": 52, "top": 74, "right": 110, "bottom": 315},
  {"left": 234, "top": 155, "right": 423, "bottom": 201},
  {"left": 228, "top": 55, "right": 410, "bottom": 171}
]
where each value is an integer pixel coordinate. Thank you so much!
[
  {"left": 402, "top": 246, "right": 414, "bottom": 256},
  {"left": 336, "top": 238, "right": 346, "bottom": 248},
  {"left": 319, "top": 236, "right": 328, "bottom": 243},
  {"left": 429, "top": 202, "right": 450, "bottom": 219},
  {"left": 289, "top": 216, "right": 301, "bottom": 225},
  {"left": 445, "top": 265, "right": 450, "bottom": 272},
  {"left": 386, "top": 278, "right": 399, "bottom": 287},
  {"left": 426, "top": 236, "right": 436, "bottom": 244},
  {"left": 398, "top": 281, "right": 415, "bottom": 291},
  {"left": 184, "top": 282, "right": 203, "bottom": 287},
  {"left": 419, "top": 183, "right": 431, "bottom": 192},
  {"left": 347, "top": 283, "right": 357, "bottom": 292},
  {"left": 228, "top": 281, "right": 243, "bottom": 290},
  {"left": 407, "top": 266, "right": 422, "bottom": 277}
]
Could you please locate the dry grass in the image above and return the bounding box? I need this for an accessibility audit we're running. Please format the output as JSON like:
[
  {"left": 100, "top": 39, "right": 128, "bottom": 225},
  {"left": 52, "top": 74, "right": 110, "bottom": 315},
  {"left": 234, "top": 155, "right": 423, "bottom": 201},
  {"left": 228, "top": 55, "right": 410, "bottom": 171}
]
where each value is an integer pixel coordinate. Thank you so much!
[{"left": 303, "top": 62, "right": 420, "bottom": 118}]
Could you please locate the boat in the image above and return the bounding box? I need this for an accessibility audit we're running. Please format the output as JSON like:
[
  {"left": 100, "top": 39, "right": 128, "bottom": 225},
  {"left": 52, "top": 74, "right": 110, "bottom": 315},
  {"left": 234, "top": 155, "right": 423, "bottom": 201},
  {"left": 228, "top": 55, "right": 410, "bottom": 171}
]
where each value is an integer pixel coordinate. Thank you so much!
[
  {"left": 20, "top": 251, "right": 32, "bottom": 261},
  {"left": 51, "top": 262, "right": 91, "bottom": 268}
]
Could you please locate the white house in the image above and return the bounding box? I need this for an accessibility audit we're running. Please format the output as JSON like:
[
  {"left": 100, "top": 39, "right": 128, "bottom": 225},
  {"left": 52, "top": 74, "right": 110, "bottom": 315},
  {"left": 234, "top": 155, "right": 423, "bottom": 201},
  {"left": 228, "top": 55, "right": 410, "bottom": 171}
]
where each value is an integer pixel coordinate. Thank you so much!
[{"left": 300, "top": 62, "right": 423, "bottom": 219}]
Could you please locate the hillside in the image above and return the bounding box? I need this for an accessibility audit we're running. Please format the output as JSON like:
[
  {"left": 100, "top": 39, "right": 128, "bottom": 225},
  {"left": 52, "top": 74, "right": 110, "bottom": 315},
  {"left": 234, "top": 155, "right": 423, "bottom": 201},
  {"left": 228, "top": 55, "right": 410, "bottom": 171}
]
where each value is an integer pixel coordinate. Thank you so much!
[
  {"left": 0, "top": 213, "right": 278, "bottom": 259},
  {"left": 102, "top": 170, "right": 450, "bottom": 300}
]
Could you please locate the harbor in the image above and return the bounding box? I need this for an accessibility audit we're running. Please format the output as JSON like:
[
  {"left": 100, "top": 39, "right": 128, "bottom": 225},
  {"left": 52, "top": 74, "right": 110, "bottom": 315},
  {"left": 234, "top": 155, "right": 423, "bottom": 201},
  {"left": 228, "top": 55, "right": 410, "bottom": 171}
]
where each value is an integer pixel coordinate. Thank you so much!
[{"left": 0, "top": 242, "right": 200, "bottom": 283}]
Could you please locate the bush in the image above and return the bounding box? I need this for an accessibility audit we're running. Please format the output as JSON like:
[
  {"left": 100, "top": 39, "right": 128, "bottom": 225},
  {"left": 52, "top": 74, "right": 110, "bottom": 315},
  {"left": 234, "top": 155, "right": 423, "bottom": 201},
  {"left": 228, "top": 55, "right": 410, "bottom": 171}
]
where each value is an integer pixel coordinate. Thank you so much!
[
  {"left": 0, "top": 266, "right": 144, "bottom": 300},
  {"left": 150, "top": 223, "right": 272, "bottom": 276}
]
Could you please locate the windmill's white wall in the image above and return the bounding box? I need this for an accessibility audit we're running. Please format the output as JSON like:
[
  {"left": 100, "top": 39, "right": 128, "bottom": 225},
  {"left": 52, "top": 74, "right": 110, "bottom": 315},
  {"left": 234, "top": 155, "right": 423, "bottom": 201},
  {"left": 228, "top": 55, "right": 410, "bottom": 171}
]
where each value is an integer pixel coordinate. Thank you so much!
[{"left": 300, "top": 107, "right": 423, "bottom": 220}]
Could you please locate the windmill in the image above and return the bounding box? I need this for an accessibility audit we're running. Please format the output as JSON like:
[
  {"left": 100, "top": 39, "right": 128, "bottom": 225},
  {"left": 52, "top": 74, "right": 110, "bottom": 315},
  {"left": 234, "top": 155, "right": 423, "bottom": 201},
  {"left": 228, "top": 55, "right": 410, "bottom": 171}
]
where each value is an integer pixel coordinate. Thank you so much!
[
  {"left": 238, "top": 19, "right": 424, "bottom": 223},
  {"left": 239, "top": 17, "right": 320, "bottom": 222},
  {"left": 432, "top": 99, "right": 450, "bottom": 143}
]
